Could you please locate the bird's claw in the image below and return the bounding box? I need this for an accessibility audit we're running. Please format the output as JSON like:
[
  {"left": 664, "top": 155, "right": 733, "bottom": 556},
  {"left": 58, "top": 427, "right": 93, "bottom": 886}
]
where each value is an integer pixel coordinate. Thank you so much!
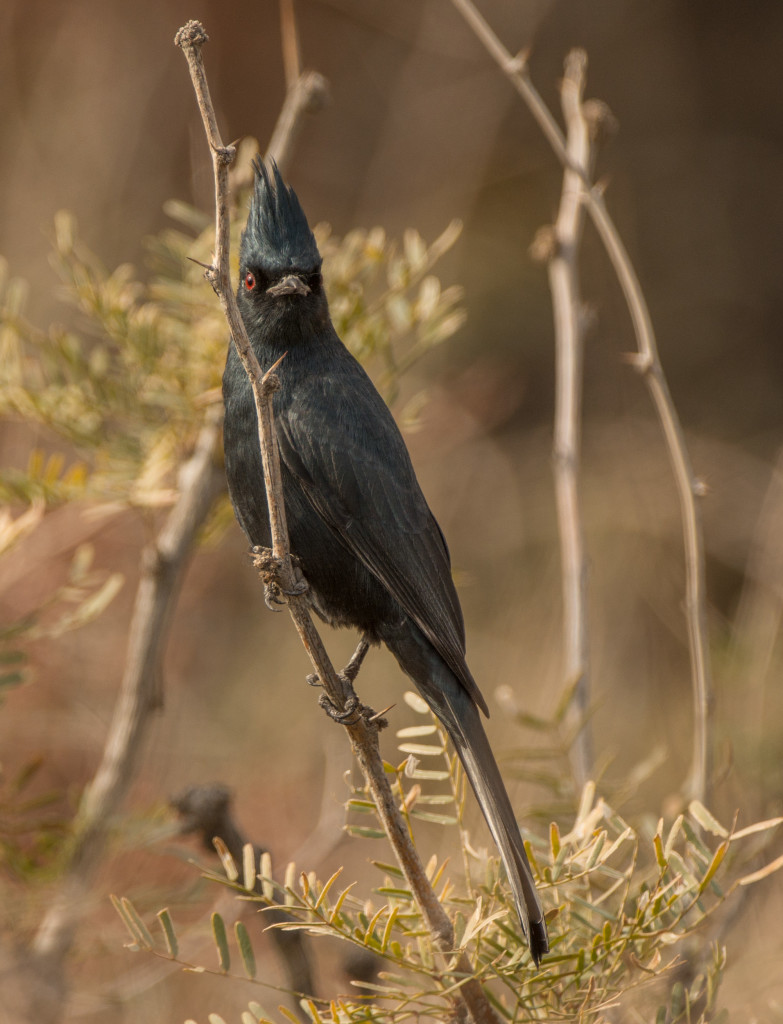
[
  {"left": 342, "top": 637, "right": 370, "bottom": 684},
  {"left": 252, "top": 546, "right": 309, "bottom": 610},
  {"left": 319, "top": 693, "right": 362, "bottom": 726},
  {"left": 264, "top": 583, "right": 287, "bottom": 611},
  {"left": 318, "top": 692, "right": 387, "bottom": 730}
]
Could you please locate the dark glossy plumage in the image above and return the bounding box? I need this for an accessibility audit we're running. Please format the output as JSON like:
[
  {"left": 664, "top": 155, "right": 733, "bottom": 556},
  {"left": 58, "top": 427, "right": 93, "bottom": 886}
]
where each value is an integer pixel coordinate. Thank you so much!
[{"left": 222, "top": 159, "right": 549, "bottom": 964}]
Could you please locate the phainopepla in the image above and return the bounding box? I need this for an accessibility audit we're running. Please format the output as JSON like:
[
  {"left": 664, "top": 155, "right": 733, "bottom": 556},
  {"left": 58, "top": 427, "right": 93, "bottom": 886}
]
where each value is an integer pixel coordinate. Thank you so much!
[{"left": 222, "top": 160, "right": 549, "bottom": 964}]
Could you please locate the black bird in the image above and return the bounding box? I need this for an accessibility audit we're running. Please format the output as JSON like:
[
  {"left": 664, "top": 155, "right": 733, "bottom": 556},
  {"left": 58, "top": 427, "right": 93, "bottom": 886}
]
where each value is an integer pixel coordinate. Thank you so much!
[{"left": 222, "top": 160, "right": 549, "bottom": 964}]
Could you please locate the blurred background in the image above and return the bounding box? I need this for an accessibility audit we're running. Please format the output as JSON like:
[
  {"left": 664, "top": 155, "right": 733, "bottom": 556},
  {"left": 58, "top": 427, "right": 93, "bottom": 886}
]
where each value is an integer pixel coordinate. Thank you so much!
[{"left": 1, "top": 0, "right": 783, "bottom": 1020}]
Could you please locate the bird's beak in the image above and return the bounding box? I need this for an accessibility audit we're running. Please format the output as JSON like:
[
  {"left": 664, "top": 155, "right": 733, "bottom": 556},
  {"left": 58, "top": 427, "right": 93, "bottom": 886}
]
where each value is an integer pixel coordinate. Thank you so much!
[{"left": 266, "top": 274, "right": 311, "bottom": 297}]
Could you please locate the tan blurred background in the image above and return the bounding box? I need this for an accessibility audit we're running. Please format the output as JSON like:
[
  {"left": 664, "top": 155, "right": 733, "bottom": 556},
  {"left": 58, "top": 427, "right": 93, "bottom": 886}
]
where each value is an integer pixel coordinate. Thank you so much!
[{"left": 2, "top": 0, "right": 783, "bottom": 1020}]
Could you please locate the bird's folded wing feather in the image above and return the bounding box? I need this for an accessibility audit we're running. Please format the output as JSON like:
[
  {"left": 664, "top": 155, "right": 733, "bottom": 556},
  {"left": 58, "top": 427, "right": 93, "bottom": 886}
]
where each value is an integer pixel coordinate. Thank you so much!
[{"left": 276, "top": 366, "right": 488, "bottom": 715}]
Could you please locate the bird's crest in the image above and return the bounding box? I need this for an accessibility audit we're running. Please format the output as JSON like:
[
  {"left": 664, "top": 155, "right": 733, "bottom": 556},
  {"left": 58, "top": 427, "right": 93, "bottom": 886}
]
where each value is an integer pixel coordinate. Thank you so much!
[{"left": 240, "top": 159, "right": 321, "bottom": 274}]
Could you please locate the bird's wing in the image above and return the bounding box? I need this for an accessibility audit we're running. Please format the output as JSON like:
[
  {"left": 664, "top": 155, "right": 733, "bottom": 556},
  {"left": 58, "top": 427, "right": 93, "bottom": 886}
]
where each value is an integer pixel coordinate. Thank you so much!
[{"left": 277, "top": 359, "right": 488, "bottom": 715}]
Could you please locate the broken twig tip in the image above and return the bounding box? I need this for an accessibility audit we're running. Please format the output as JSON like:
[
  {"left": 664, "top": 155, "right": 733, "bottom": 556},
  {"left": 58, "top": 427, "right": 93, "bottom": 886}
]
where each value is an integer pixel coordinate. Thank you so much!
[{"left": 174, "top": 20, "right": 208, "bottom": 50}]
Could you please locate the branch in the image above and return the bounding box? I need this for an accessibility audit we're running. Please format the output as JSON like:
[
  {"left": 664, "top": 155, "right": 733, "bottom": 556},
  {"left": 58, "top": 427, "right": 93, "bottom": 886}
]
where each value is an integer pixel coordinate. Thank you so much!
[
  {"left": 176, "top": 21, "right": 500, "bottom": 1024},
  {"left": 451, "top": 0, "right": 714, "bottom": 805},
  {"left": 530, "top": 49, "right": 595, "bottom": 792}
]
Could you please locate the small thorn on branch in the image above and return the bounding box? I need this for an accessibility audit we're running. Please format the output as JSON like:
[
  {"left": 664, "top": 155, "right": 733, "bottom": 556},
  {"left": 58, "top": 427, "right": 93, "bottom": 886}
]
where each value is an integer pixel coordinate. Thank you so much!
[
  {"left": 368, "top": 703, "right": 394, "bottom": 726},
  {"left": 187, "top": 256, "right": 214, "bottom": 272}
]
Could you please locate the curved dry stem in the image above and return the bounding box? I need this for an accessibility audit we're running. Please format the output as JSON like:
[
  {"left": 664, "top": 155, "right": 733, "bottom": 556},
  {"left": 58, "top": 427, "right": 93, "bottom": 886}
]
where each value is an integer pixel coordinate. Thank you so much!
[{"left": 450, "top": 0, "right": 713, "bottom": 805}]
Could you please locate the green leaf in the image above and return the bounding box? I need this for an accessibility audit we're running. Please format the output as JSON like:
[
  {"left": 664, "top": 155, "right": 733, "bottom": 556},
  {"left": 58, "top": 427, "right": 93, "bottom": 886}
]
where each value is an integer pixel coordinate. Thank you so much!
[
  {"left": 235, "top": 920, "right": 256, "bottom": 979},
  {"left": 111, "top": 894, "right": 145, "bottom": 948},
  {"left": 689, "top": 800, "right": 728, "bottom": 838},
  {"left": 550, "top": 821, "right": 561, "bottom": 859},
  {"left": 119, "top": 897, "right": 154, "bottom": 950},
  {"left": 397, "top": 742, "right": 444, "bottom": 757},
  {"left": 405, "top": 767, "right": 450, "bottom": 781},
  {"left": 283, "top": 860, "right": 297, "bottom": 907},
  {"left": 345, "top": 825, "right": 386, "bottom": 839},
  {"left": 699, "top": 840, "right": 729, "bottom": 893},
  {"left": 396, "top": 724, "right": 438, "bottom": 738},
  {"left": 156, "top": 908, "right": 178, "bottom": 958},
  {"left": 314, "top": 866, "right": 344, "bottom": 911},
  {"left": 402, "top": 691, "right": 429, "bottom": 714},
  {"left": 586, "top": 830, "right": 607, "bottom": 869},
  {"left": 247, "top": 1002, "right": 271, "bottom": 1022},
  {"left": 653, "top": 832, "right": 667, "bottom": 871},
  {"left": 211, "top": 912, "right": 230, "bottom": 972},
  {"left": 371, "top": 860, "right": 404, "bottom": 878},
  {"left": 380, "top": 905, "right": 400, "bottom": 952},
  {"left": 242, "top": 843, "right": 257, "bottom": 892},
  {"left": 329, "top": 881, "right": 358, "bottom": 923},
  {"left": 410, "top": 809, "right": 457, "bottom": 825},
  {"left": 212, "top": 837, "right": 239, "bottom": 881},
  {"left": 260, "top": 851, "right": 274, "bottom": 900},
  {"left": 739, "top": 850, "right": 783, "bottom": 886}
]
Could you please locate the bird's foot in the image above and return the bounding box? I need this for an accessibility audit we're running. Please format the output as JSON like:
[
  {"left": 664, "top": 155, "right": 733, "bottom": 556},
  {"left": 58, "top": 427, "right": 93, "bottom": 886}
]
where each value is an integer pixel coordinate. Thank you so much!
[
  {"left": 318, "top": 692, "right": 388, "bottom": 731},
  {"left": 342, "top": 637, "right": 370, "bottom": 684},
  {"left": 319, "top": 692, "right": 362, "bottom": 726},
  {"left": 251, "top": 546, "right": 308, "bottom": 610}
]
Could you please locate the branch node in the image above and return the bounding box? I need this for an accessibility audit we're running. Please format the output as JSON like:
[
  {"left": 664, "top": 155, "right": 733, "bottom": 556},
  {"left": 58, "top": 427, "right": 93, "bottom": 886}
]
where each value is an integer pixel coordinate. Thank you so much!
[
  {"left": 261, "top": 372, "right": 282, "bottom": 397},
  {"left": 507, "top": 48, "right": 529, "bottom": 75},
  {"left": 583, "top": 99, "right": 618, "bottom": 142},
  {"left": 299, "top": 70, "right": 331, "bottom": 114},
  {"left": 216, "top": 144, "right": 237, "bottom": 167},
  {"left": 142, "top": 544, "right": 169, "bottom": 580},
  {"left": 529, "top": 225, "right": 558, "bottom": 264},
  {"left": 622, "top": 351, "right": 653, "bottom": 374}
]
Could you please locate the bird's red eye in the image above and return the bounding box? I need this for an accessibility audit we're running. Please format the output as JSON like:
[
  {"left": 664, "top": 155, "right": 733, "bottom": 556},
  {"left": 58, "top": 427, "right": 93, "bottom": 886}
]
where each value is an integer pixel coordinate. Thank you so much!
[{"left": 244, "top": 271, "right": 256, "bottom": 290}]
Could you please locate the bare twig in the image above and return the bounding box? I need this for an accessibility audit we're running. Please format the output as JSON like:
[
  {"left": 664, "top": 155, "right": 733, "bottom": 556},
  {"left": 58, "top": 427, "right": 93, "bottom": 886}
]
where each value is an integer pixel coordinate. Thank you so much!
[
  {"left": 531, "top": 49, "right": 594, "bottom": 791},
  {"left": 451, "top": 0, "right": 714, "bottom": 805},
  {"left": 280, "top": 0, "right": 302, "bottom": 89},
  {"left": 176, "top": 21, "right": 500, "bottom": 1024},
  {"left": 265, "top": 70, "right": 329, "bottom": 182}
]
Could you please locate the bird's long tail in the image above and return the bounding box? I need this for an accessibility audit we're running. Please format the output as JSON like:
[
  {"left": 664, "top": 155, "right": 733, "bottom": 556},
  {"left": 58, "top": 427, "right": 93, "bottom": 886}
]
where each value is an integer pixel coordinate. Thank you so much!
[{"left": 383, "top": 624, "right": 549, "bottom": 966}]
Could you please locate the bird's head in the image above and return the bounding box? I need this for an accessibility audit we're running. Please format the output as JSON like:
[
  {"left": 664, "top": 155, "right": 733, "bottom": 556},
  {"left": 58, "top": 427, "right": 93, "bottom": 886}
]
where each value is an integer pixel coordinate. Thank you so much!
[{"left": 238, "top": 159, "right": 326, "bottom": 338}]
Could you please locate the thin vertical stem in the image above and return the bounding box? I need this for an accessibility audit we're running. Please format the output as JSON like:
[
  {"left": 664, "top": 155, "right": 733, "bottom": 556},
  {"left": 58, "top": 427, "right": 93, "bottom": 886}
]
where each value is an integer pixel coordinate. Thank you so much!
[{"left": 534, "top": 49, "right": 594, "bottom": 790}]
